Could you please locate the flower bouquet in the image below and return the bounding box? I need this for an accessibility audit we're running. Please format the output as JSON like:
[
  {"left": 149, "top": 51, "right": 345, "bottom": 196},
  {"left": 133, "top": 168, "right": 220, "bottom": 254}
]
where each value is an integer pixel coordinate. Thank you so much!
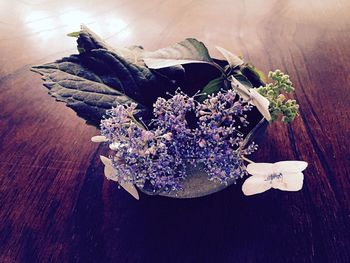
[{"left": 32, "top": 25, "right": 307, "bottom": 200}]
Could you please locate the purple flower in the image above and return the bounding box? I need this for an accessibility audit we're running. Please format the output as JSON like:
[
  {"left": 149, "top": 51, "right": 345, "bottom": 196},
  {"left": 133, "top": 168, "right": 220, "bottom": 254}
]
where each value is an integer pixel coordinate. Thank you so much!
[{"left": 99, "top": 88, "right": 258, "bottom": 192}]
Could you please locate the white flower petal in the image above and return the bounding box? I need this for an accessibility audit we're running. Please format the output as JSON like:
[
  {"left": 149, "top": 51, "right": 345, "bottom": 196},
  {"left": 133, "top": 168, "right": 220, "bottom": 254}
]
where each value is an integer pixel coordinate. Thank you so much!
[
  {"left": 244, "top": 160, "right": 307, "bottom": 196},
  {"left": 242, "top": 175, "right": 271, "bottom": 196},
  {"left": 216, "top": 46, "right": 244, "bottom": 68},
  {"left": 274, "top": 161, "right": 308, "bottom": 175},
  {"left": 250, "top": 89, "right": 272, "bottom": 121},
  {"left": 109, "top": 142, "right": 121, "bottom": 150},
  {"left": 100, "top": 155, "right": 112, "bottom": 166},
  {"left": 120, "top": 181, "right": 140, "bottom": 200},
  {"left": 230, "top": 78, "right": 271, "bottom": 121},
  {"left": 275, "top": 172, "right": 304, "bottom": 191},
  {"left": 99, "top": 155, "right": 139, "bottom": 200},
  {"left": 230, "top": 77, "right": 251, "bottom": 101},
  {"left": 104, "top": 165, "right": 116, "bottom": 180},
  {"left": 246, "top": 163, "right": 274, "bottom": 177},
  {"left": 91, "top": 135, "right": 108, "bottom": 143}
]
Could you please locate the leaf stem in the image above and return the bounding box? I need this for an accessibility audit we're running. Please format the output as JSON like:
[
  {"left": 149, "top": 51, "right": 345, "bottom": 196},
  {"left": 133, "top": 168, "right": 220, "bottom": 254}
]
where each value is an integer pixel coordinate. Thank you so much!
[
  {"left": 211, "top": 62, "right": 228, "bottom": 79},
  {"left": 242, "top": 156, "right": 255, "bottom": 163}
]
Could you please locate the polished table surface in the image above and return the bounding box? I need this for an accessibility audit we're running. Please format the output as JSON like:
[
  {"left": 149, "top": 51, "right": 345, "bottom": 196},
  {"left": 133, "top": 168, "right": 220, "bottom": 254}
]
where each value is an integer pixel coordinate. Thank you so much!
[{"left": 0, "top": 0, "right": 349, "bottom": 262}]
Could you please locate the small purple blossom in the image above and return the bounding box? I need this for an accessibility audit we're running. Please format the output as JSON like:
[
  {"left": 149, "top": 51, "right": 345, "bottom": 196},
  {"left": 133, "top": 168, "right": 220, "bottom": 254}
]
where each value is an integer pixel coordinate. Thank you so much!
[{"left": 100, "top": 88, "right": 258, "bottom": 193}]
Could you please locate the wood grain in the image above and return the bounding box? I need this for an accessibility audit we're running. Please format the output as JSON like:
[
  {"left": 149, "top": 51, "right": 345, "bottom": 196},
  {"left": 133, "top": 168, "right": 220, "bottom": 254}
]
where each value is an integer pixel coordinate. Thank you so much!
[{"left": 0, "top": 0, "right": 349, "bottom": 262}]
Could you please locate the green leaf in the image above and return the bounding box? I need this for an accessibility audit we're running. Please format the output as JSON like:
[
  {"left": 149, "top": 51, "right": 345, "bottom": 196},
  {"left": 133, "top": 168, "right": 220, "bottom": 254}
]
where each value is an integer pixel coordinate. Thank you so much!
[
  {"left": 74, "top": 25, "right": 146, "bottom": 67},
  {"left": 31, "top": 55, "right": 151, "bottom": 126},
  {"left": 198, "top": 77, "right": 226, "bottom": 102},
  {"left": 216, "top": 46, "right": 244, "bottom": 69},
  {"left": 144, "top": 38, "right": 214, "bottom": 69},
  {"left": 31, "top": 25, "right": 184, "bottom": 127},
  {"left": 67, "top": 31, "right": 80, "bottom": 38},
  {"left": 241, "top": 63, "right": 267, "bottom": 85}
]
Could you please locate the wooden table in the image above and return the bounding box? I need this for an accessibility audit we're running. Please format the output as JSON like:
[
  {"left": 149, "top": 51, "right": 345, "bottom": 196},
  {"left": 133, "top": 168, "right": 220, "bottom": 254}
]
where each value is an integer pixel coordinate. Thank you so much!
[{"left": 1, "top": 0, "right": 349, "bottom": 262}]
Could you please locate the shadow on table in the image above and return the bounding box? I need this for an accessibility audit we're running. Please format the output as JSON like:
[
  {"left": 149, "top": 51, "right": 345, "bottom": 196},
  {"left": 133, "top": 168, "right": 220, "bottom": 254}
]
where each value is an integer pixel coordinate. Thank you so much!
[{"left": 69, "top": 166, "right": 299, "bottom": 263}]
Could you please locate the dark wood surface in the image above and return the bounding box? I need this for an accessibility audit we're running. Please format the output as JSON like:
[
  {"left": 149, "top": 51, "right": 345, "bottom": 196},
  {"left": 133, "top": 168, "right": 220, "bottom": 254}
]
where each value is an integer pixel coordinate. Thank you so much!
[{"left": 1, "top": 0, "right": 349, "bottom": 262}]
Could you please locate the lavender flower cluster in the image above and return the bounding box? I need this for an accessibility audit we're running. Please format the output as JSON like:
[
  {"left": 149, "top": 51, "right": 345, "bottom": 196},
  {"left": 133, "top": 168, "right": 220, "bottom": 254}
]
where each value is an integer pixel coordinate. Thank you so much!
[{"left": 100, "top": 89, "right": 257, "bottom": 193}]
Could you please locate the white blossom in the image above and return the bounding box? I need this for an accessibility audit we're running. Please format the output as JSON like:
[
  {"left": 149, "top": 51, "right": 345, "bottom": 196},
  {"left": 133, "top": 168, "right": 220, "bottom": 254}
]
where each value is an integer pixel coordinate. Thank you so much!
[{"left": 242, "top": 161, "right": 308, "bottom": 196}]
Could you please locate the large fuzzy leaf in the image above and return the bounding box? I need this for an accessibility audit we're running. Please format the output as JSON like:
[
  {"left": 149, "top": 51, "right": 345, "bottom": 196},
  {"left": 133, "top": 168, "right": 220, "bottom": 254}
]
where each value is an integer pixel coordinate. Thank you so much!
[
  {"left": 31, "top": 55, "right": 151, "bottom": 126},
  {"left": 31, "top": 25, "right": 182, "bottom": 126},
  {"left": 32, "top": 26, "right": 266, "bottom": 130},
  {"left": 70, "top": 25, "right": 145, "bottom": 66},
  {"left": 144, "top": 38, "right": 214, "bottom": 69}
]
